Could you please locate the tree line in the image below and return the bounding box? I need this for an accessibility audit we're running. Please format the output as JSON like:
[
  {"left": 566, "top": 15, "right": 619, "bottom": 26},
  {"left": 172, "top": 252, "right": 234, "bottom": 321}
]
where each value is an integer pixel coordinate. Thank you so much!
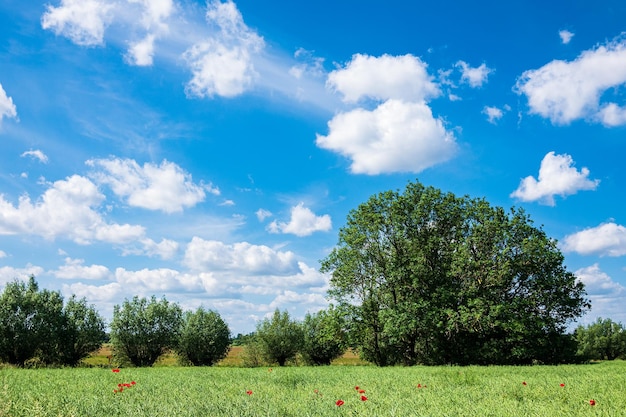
[{"left": 2, "top": 180, "right": 626, "bottom": 367}]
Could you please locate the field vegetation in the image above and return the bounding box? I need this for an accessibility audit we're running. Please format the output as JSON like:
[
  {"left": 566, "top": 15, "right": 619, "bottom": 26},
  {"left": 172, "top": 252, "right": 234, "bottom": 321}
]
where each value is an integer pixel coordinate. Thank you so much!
[{"left": 1, "top": 361, "right": 624, "bottom": 416}]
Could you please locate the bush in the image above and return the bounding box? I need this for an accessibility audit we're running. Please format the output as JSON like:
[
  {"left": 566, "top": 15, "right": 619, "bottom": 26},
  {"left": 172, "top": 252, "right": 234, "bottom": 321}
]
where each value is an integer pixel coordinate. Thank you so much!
[
  {"left": 301, "top": 307, "right": 346, "bottom": 365},
  {"left": 177, "top": 308, "right": 231, "bottom": 366},
  {"left": 255, "top": 310, "right": 303, "bottom": 366},
  {"left": 110, "top": 296, "right": 183, "bottom": 367},
  {"left": 575, "top": 318, "right": 626, "bottom": 360}
]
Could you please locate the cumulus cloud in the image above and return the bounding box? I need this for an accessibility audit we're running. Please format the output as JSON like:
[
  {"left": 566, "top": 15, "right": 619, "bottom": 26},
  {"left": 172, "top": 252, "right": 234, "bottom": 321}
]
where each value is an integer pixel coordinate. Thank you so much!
[
  {"left": 510, "top": 152, "right": 599, "bottom": 205},
  {"left": 52, "top": 257, "right": 111, "bottom": 280},
  {"left": 515, "top": 36, "right": 626, "bottom": 125},
  {"left": 125, "top": 0, "right": 174, "bottom": 66},
  {"left": 20, "top": 149, "right": 49, "bottom": 164},
  {"left": 559, "top": 29, "right": 574, "bottom": 45},
  {"left": 267, "top": 203, "right": 332, "bottom": 237},
  {"left": 41, "top": 0, "right": 113, "bottom": 46},
  {"left": 562, "top": 222, "right": 626, "bottom": 256},
  {"left": 317, "top": 99, "right": 457, "bottom": 175},
  {"left": 327, "top": 54, "right": 440, "bottom": 103},
  {"left": 183, "top": 237, "right": 301, "bottom": 275},
  {"left": 319, "top": 54, "right": 456, "bottom": 175},
  {"left": 0, "top": 83, "right": 17, "bottom": 123},
  {"left": 87, "top": 157, "right": 214, "bottom": 213},
  {"left": 456, "top": 61, "right": 493, "bottom": 88},
  {"left": 575, "top": 264, "right": 626, "bottom": 324},
  {"left": 0, "top": 265, "right": 45, "bottom": 286},
  {"left": 0, "top": 175, "right": 145, "bottom": 244},
  {"left": 183, "top": 0, "right": 264, "bottom": 98}
]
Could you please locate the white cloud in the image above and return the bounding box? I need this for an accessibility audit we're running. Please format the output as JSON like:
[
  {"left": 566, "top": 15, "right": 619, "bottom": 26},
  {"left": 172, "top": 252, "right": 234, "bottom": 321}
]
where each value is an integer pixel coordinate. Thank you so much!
[
  {"left": 515, "top": 36, "right": 626, "bottom": 125},
  {"left": 0, "top": 175, "right": 145, "bottom": 244},
  {"left": 256, "top": 208, "right": 272, "bottom": 221},
  {"left": 289, "top": 48, "right": 325, "bottom": 79},
  {"left": 183, "top": 237, "right": 301, "bottom": 275},
  {"left": 124, "top": 0, "right": 174, "bottom": 66},
  {"left": 41, "top": 0, "right": 113, "bottom": 46},
  {"left": 126, "top": 34, "right": 156, "bottom": 66},
  {"left": 327, "top": 53, "right": 440, "bottom": 103},
  {"left": 87, "top": 157, "right": 213, "bottom": 213},
  {"left": 482, "top": 106, "right": 504, "bottom": 124},
  {"left": 267, "top": 203, "right": 332, "bottom": 237},
  {"left": 316, "top": 99, "right": 457, "bottom": 175},
  {"left": 20, "top": 149, "right": 49, "bottom": 164},
  {"left": 0, "top": 83, "right": 17, "bottom": 123},
  {"left": 0, "top": 265, "right": 45, "bottom": 287},
  {"left": 183, "top": 0, "right": 264, "bottom": 98},
  {"left": 456, "top": 61, "right": 493, "bottom": 88},
  {"left": 562, "top": 223, "right": 626, "bottom": 256},
  {"left": 510, "top": 152, "right": 599, "bottom": 205},
  {"left": 575, "top": 264, "right": 626, "bottom": 325},
  {"left": 559, "top": 29, "right": 574, "bottom": 45},
  {"left": 121, "top": 238, "right": 179, "bottom": 259},
  {"left": 0, "top": 250, "right": 6, "bottom": 258},
  {"left": 52, "top": 257, "right": 111, "bottom": 280}
]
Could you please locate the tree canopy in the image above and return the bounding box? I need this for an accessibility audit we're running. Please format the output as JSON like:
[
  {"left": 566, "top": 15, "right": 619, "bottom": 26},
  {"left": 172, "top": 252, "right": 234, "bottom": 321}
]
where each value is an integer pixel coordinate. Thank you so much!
[
  {"left": 321, "top": 180, "right": 589, "bottom": 365},
  {"left": 0, "top": 276, "right": 105, "bottom": 366}
]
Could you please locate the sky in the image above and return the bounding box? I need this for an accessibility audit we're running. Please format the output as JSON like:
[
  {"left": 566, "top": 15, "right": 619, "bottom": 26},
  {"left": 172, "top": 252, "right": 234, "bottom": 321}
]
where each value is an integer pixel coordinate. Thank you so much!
[{"left": 1, "top": 0, "right": 626, "bottom": 334}]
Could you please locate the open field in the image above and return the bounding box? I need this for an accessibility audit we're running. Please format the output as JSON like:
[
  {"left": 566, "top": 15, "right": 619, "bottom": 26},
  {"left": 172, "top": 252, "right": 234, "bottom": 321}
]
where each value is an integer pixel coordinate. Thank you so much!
[
  {"left": 1, "top": 361, "right": 625, "bottom": 416},
  {"left": 82, "top": 345, "right": 369, "bottom": 367}
]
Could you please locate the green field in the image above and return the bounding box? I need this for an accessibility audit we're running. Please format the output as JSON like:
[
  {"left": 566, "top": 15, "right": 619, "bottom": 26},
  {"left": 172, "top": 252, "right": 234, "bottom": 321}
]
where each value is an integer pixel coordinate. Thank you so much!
[{"left": 1, "top": 361, "right": 625, "bottom": 416}]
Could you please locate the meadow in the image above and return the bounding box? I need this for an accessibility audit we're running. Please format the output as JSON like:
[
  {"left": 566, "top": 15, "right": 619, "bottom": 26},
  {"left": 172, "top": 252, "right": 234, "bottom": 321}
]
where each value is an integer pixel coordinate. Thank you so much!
[{"left": 1, "top": 359, "right": 625, "bottom": 416}]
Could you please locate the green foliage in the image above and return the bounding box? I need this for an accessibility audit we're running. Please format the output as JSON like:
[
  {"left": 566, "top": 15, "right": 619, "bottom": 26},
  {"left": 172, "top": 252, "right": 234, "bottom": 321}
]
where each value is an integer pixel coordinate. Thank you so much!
[
  {"left": 255, "top": 309, "right": 303, "bottom": 366},
  {"left": 177, "top": 307, "right": 231, "bottom": 366},
  {"left": 321, "top": 180, "right": 590, "bottom": 365},
  {"left": 110, "top": 296, "right": 183, "bottom": 367},
  {"left": 575, "top": 318, "right": 626, "bottom": 360},
  {"left": 0, "top": 276, "right": 105, "bottom": 366},
  {"left": 300, "top": 307, "right": 346, "bottom": 365}
]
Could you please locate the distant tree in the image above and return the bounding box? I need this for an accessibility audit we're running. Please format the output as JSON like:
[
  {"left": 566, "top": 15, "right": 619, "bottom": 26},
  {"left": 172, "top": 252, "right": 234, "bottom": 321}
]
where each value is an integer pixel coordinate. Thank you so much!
[
  {"left": 321, "top": 180, "right": 590, "bottom": 365},
  {"left": 255, "top": 309, "right": 303, "bottom": 366},
  {"left": 575, "top": 318, "right": 626, "bottom": 360},
  {"left": 300, "top": 307, "right": 346, "bottom": 365},
  {"left": 110, "top": 296, "right": 183, "bottom": 367},
  {"left": 177, "top": 307, "right": 231, "bottom": 366},
  {"left": 0, "top": 276, "right": 105, "bottom": 366},
  {"left": 58, "top": 296, "right": 107, "bottom": 366}
]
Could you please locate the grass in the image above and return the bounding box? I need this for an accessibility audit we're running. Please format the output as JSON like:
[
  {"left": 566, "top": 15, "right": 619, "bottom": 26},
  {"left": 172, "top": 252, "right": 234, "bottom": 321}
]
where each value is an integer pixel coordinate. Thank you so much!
[{"left": 1, "top": 361, "right": 625, "bottom": 416}]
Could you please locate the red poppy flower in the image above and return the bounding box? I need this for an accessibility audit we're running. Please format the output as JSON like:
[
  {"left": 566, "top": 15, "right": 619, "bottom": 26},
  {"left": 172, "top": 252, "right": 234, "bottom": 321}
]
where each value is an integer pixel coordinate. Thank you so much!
[
  {"left": 354, "top": 386, "right": 359, "bottom": 390},
  {"left": 336, "top": 400, "right": 344, "bottom": 406},
  {"left": 522, "top": 381, "right": 527, "bottom": 385},
  {"left": 417, "top": 384, "right": 422, "bottom": 388},
  {"left": 112, "top": 368, "right": 120, "bottom": 373},
  {"left": 360, "top": 395, "right": 368, "bottom": 401},
  {"left": 589, "top": 399, "right": 596, "bottom": 406},
  {"left": 118, "top": 383, "right": 123, "bottom": 387},
  {"left": 246, "top": 390, "right": 253, "bottom": 395},
  {"left": 113, "top": 389, "right": 118, "bottom": 394},
  {"left": 131, "top": 381, "right": 136, "bottom": 385},
  {"left": 358, "top": 389, "right": 365, "bottom": 394},
  {"left": 560, "top": 383, "right": 565, "bottom": 387}
]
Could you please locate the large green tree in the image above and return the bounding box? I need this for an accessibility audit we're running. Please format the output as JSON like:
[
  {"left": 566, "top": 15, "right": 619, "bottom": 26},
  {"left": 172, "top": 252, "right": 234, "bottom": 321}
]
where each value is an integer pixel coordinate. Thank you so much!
[
  {"left": 575, "top": 318, "right": 626, "bottom": 360},
  {"left": 177, "top": 307, "right": 231, "bottom": 366},
  {"left": 110, "top": 296, "right": 183, "bottom": 367},
  {"left": 321, "top": 180, "right": 589, "bottom": 365},
  {"left": 0, "top": 276, "right": 105, "bottom": 366},
  {"left": 255, "top": 309, "right": 303, "bottom": 366}
]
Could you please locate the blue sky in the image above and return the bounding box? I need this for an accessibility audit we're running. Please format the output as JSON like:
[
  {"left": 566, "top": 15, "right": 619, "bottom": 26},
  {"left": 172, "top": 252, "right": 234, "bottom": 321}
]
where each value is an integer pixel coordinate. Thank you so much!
[{"left": 1, "top": 0, "right": 626, "bottom": 334}]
